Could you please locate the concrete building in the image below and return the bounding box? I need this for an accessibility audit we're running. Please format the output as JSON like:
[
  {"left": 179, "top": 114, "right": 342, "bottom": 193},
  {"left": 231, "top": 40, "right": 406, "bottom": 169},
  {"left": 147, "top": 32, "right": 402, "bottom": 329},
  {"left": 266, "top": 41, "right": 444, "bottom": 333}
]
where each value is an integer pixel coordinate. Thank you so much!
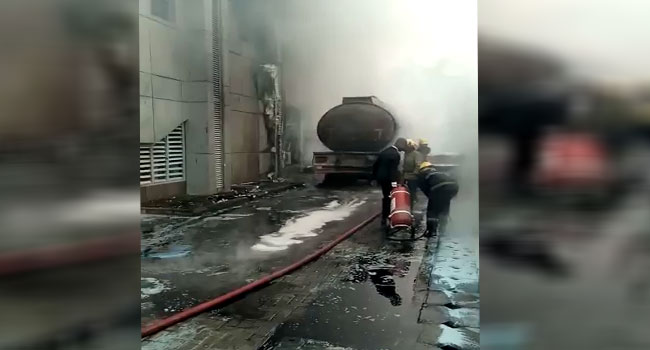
[{"left": 139, "top": 0, "right": 283, "bottom": 202}]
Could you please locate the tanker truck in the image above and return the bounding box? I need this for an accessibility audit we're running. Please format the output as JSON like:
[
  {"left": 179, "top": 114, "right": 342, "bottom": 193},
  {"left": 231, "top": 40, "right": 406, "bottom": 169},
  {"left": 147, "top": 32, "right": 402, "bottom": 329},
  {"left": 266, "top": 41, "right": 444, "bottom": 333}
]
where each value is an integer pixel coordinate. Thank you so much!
[{"left": 312, "top": 96, "right": 398, "bottom": 183}]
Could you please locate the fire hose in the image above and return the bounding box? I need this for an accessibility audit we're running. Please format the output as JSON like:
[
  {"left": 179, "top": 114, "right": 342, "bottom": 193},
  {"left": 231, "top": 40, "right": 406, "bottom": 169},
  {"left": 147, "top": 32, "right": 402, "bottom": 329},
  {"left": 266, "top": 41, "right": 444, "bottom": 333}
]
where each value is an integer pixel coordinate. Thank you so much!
[{"left": 141, "top": 211, "right": 380, "bottom": 338}]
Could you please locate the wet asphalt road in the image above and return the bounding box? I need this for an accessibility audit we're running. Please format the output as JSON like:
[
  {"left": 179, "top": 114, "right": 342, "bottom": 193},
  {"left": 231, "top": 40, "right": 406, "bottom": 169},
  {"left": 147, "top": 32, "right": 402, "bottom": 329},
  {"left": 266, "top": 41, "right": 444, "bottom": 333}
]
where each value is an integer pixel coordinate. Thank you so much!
[
  {"left": 141, "top": 182, "right": 480, "bottom": 349},
  {"left": 141, "top": 185, "right": 380, "bottom": 325},
  {"left": 262, "top": 193, "right": 479, "bottom": 350},
  {"left": 263, "top": 228, "right": 429, "bottom": 350}
]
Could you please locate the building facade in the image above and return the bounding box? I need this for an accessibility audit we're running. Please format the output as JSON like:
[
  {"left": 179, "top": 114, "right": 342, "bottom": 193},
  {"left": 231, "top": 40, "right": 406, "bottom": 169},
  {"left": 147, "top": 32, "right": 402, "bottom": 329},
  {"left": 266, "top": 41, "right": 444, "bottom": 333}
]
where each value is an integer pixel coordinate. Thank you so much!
[{"left": 139, "top": 0, "right": 282, "bottom": 202}]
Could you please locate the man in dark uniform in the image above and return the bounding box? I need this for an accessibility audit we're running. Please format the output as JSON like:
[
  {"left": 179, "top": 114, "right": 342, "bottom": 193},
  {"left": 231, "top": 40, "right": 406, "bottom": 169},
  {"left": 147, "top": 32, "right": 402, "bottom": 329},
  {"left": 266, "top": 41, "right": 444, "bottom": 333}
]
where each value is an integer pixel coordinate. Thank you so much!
[
  {"left": 373, "top": 137, "right": 409, "bottom": 227},
  {"left": 416, "top": 161, "right": 459, "bottom": 236}
]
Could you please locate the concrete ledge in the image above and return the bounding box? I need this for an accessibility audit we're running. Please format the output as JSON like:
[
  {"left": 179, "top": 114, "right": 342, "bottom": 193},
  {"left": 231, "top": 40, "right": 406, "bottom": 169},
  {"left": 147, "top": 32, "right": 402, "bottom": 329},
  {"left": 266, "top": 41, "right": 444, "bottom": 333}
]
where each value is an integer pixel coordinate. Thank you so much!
[
  {"left": 141, "top": 181, "right": 186, "bottom": 203},
  {"left": 141, "top": 182, "right": 304, "bottom": 216}
]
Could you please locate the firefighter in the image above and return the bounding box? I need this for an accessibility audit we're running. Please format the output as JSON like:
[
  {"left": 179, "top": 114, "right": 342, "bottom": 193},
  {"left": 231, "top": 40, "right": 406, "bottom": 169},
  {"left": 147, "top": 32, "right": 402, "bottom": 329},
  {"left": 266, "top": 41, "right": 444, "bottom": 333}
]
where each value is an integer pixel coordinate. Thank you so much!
[
  {"left": 402, "top": 139, "right": 420, "bottom": 207},
  {"left": 417, "top": 138, "right": 431, "bottom": 161},
  {"left": 373, "top": 137, "right": 409, "bottom": 227},
  {"left": 416, "top": 161, "right": 459, "bottom": 236}
]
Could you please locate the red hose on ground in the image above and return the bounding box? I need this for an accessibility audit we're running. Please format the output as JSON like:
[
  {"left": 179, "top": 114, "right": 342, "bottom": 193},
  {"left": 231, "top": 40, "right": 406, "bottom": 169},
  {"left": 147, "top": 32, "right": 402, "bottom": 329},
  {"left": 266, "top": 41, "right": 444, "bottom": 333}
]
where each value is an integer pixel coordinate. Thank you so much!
[
  {"left": 141, "top": 211, "right": 380, "bottom": 338},
  {"left": 0, "top": 232, "right": 139, "bottom": 277}
]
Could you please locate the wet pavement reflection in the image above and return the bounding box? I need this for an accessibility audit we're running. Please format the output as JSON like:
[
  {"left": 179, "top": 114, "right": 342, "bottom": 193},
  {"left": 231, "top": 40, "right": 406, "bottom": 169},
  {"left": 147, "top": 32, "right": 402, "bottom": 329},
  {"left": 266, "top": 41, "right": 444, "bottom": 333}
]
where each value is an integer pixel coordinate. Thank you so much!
[
  {"left": 140, "top": 186, "right": 378, "bottom": 324},
  {"left": 141, "top": 184, "right": 480, "bottom": 350},
  {"left": 262, "top": 226, "right": 429, "bottom": 350},
  {"left": 369, "top": 266, "right": 404, "bottom": 306}
]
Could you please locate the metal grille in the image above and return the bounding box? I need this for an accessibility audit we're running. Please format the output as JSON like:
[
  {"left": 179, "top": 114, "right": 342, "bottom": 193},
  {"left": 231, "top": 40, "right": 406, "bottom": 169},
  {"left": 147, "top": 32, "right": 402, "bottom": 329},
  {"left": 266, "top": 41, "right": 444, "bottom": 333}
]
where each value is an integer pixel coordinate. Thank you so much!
[
  {"left": 140, "top": 124, "right": 185, "bottom": 185},
  {"left": 212, "top": 0, "right": 225, "bottom": 189}
]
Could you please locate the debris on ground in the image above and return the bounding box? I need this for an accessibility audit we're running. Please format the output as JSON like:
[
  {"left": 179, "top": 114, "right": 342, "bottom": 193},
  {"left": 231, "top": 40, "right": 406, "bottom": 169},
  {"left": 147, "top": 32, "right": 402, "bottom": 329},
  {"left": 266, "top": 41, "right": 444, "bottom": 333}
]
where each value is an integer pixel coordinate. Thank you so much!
[{"left": 141, "top": 180, "right": 303, "bottom": 215}]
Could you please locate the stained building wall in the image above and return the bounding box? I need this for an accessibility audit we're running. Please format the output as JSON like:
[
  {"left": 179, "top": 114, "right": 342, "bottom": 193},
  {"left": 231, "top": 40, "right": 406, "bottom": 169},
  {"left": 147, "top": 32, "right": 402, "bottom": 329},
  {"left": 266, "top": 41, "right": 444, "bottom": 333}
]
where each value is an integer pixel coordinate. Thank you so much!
[
  {"left": 222, "top": 0, "right": 278, "bottom": 185},
  {"left": 139, "top": 0, "right": 283, "bottom": 201}
]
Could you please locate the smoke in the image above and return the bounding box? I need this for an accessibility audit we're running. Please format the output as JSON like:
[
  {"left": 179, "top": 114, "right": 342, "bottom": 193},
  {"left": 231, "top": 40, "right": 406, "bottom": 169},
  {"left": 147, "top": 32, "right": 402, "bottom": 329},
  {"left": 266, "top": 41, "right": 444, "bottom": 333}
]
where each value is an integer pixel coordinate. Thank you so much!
[
  {"left": 275, "top": 0, "right": 476, "bottom": 162},
  {"left": 479, "top": 0, "right": 650, "bottom": 85},
  {"left": 274, "top": 0, "right": 478, "bottom": 215},
  {"left": 228, "top": 0, "right": 477, "bottom": 228}
]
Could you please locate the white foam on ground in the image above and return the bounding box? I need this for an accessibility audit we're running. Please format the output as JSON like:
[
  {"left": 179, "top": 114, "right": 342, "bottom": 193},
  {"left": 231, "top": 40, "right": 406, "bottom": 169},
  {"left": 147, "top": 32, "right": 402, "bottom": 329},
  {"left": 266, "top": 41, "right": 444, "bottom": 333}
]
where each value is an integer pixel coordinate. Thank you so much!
[
  {"left": 448, "top": 307, "right": 480, "bottom": 327},
  {"left": 431, "top": 235, "right": 479, "bottom": 292},
  {"left": 141, "top": 277, "right": 169, "bottom": 299},
  {"left": 437, "top": 324, "right": 479, "bottom": 349},
  {"left": 141, "top": 319, "right": 204, "bottom": 350},
  {"left": 303, "top": 338, "right": 357, "bottom": 350},
  {"left": 251, "top": 199, "right": 365, "bottom": 252},
  {"left": 203, "top": 213, "right": 254, "bottom": 221}
]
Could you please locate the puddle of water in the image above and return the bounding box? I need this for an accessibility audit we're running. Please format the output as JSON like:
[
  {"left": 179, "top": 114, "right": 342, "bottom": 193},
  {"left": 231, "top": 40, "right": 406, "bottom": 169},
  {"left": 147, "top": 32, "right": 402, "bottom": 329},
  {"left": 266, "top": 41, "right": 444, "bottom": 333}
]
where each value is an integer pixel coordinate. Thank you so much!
[
  {"left": 251, "top": 199, "right": 365, "bottom": 252},
  {"left": 266, "top": 242, "right": 427, "bottom": 350},
  {"left": 368, "top": 268, "right": 402, "bottom": 306}
]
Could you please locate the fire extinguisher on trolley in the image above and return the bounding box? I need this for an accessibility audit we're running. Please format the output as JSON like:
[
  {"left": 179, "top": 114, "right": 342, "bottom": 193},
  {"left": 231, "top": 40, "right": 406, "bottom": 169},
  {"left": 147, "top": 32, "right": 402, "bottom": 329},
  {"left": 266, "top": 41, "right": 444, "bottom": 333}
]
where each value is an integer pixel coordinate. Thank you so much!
[{"left": 388, "top": 184, "right": 414, "bottom": 231}]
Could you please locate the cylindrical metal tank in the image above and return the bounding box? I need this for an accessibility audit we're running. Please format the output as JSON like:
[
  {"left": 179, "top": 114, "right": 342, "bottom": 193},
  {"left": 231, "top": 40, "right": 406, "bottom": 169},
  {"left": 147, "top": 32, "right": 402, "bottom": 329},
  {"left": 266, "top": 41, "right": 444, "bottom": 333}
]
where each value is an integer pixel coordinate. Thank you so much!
[
  {"left": 389, "top": 185, "right": 413, "bottom": 230},
  {"left": 317, "top": 97, "right": 397, "bottom": 152}
]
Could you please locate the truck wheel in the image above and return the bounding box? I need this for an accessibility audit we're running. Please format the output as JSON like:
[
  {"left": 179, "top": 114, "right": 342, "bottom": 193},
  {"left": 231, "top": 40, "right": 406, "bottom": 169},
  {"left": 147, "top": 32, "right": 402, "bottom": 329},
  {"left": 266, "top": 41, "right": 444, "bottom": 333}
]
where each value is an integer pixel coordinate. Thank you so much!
[
  {"left": 314, "top": 173, "right": 326, "bottom": 185},
  {"left": 315, "top": 174, "right": 333, "bottom": 187}
]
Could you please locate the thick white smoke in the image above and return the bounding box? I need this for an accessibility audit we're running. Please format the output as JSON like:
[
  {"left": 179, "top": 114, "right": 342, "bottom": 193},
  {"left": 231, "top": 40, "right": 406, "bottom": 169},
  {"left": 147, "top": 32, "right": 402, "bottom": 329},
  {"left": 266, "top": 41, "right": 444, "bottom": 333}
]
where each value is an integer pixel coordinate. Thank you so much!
[
  {"left": 277, "top": 0, "right": 476, "bottom": 156},
  {"left": 277, "top": 0, "right": 478, "bottom": 206}
]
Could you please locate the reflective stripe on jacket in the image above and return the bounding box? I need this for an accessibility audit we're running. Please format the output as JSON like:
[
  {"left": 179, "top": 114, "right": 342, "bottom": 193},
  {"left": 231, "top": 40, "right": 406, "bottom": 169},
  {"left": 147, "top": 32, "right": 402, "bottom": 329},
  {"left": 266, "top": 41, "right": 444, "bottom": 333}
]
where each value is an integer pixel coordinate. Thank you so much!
[{"left": 417, "top": 166, "right": 457, "bottom": 196}]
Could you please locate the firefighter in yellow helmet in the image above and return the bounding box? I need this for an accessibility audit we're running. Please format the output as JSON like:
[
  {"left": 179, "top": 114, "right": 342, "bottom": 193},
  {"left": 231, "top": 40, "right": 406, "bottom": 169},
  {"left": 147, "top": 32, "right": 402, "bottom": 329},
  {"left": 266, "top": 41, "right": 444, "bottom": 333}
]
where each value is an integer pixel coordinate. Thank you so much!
[
  {"left": 417, "top": 139, "right": 431, "bottom": 160},
  {"left": 402, "top": 139, "right": 421, "bottom": 207},
  {"left": 416, "top": 161, "right": 459, "bottom": 236}
]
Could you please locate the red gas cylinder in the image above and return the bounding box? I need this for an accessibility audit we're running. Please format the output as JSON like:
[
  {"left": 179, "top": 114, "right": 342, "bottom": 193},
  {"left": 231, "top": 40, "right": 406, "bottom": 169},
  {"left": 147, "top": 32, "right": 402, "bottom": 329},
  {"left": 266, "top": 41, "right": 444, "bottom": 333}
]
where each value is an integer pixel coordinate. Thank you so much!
[{"left": 389, "top": 185, "right": 413, "bottom": 229}]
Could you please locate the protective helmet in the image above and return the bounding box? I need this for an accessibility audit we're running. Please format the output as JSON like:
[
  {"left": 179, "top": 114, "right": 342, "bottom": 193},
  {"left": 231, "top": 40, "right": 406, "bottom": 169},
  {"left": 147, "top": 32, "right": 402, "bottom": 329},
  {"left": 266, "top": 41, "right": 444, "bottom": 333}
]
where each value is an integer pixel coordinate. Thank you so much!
[
  {"left": 418, "top": 161, "right": 433, "bottom": 172},
  {"left": 406, "top": 139, "right": 418, "bottom": 150},
  {"left": 417, "top": 139, "right": 431, "bottom": 155}
]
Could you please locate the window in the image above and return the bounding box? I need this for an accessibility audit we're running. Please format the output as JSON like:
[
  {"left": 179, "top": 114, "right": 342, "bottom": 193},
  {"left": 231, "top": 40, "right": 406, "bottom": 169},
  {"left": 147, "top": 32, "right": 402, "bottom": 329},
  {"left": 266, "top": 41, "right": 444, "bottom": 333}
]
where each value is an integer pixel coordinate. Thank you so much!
[
  {"left": 140, "top": 124, "right": 185, "bottom": 185},
  {"left": 151, "top": 0, "right": 175, "bottom": 22}
]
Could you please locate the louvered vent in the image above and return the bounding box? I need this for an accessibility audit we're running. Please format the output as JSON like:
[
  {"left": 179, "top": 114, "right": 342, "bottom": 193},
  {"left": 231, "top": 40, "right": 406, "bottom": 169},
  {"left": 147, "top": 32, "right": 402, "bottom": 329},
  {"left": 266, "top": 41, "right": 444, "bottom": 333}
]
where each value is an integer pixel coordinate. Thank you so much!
[
  {"left": 212, "top": 0, "right": 225, "bottom": 189},
  {"left": 140, "top": 124, "right": 186, "bottom": 185}
]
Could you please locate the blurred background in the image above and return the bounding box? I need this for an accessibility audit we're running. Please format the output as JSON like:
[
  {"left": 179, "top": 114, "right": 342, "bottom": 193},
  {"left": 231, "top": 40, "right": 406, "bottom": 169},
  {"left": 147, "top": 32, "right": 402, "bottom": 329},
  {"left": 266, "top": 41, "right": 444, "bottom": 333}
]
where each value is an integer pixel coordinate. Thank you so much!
[
  {"left": 479, "top": 0, "right": 650, "bottom": 349},
  {"left": 0, "top": 0, "right": 140, "bottom": 349},
  {"left": 2, "top": 0, "right": 650, "bottom": 348}
]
